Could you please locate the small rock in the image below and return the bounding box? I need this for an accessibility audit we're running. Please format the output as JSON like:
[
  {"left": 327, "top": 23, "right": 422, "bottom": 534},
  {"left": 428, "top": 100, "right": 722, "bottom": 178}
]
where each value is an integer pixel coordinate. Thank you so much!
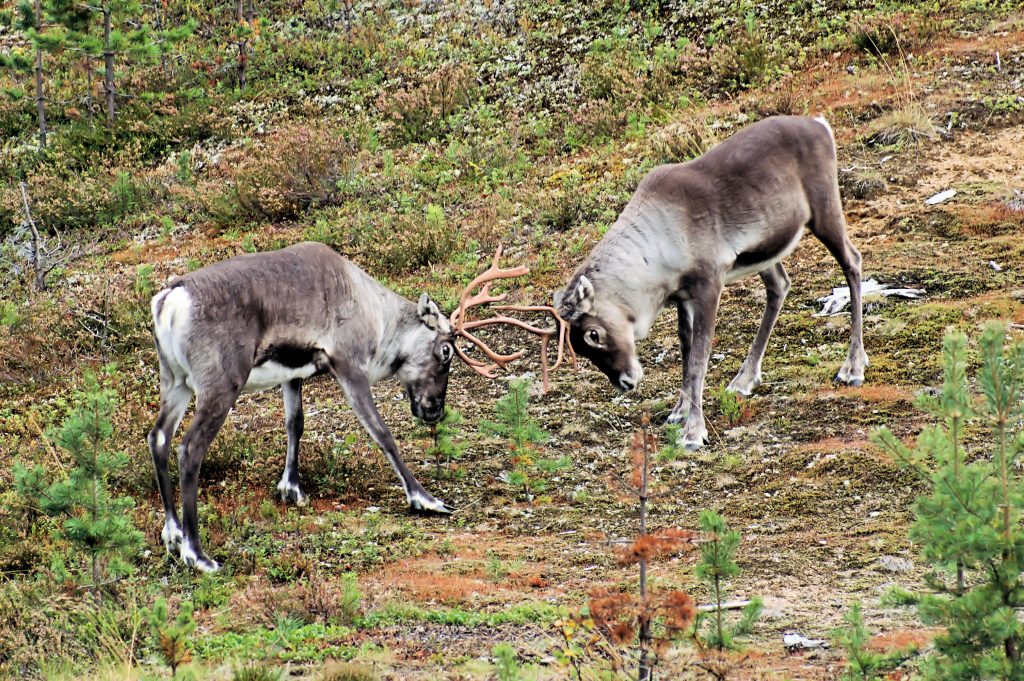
[
  {"left": 784, "top": 632, "right": 830, "bottom": 651},
  {"left": 925, "top": 188, "right": 956, "bottom": 205},
  {"left": 879, "top": 555, "right": 914, "bottom": 573}
]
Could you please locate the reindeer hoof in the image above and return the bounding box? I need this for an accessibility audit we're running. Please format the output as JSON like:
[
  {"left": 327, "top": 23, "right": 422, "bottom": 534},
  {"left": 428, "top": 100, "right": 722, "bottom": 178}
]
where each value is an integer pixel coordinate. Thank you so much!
[
  {"left": 276, "top": 480, "right": 308, "bottom": 506},
  {"left": 180, "top": 540, "right": 219, "bottom": 573},
  {"left": 678, "top": 429, "right": 709, "bottom": 452},
  {"left": 835, "top": 372, "right": 864, "bottom": 387},
  {"left": 726, "top": 375, "right": 760, "bottom": 396},
  {"left": 185, "top": 555, "right": 220, "bottom": 573},
  {"left": 161, "top": 521, "right": 184, "bottom": 556},
  {"left": 409, "top": 493, "right": 455, "bottom": 515},
  {"left": 666, "top": 411, "right": 686, "bottom": 425}
]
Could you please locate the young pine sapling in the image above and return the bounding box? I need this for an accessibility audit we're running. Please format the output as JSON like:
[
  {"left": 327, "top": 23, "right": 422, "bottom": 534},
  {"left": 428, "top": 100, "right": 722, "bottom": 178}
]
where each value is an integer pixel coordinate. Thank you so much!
[
  {"left": 424, "top": 406, "right": 465, "bottom": 479},
  {"left": 146, "top": 597, "right": 195, "bottom": 678},
  {"left": 14, "top": 368, "right": 143, "bottom": 596},
  {"left": 872, "top": 324, "right": 1024, "bottom": 679},
  {"left": 481, "top": 378, "right": 551, "bottom": 500},
  {"left": 691, "top": 510, "right": 763, "bottom": 680}
]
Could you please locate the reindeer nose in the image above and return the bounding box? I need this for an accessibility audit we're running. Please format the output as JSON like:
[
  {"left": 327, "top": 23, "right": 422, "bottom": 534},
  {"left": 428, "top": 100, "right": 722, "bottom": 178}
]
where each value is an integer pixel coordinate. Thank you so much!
[{"left": 619, "top": 375, "right": 637, "bottom": 392}]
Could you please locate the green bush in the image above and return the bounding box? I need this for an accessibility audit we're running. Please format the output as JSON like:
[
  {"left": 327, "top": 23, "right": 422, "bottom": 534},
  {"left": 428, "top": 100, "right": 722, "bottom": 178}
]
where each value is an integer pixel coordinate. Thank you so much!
[
  {"left": 873, "top": 325, "right": 1024, "bottom": 679},
  {"left": 226, "top": 124, "right": 358, "bottom": 223}
]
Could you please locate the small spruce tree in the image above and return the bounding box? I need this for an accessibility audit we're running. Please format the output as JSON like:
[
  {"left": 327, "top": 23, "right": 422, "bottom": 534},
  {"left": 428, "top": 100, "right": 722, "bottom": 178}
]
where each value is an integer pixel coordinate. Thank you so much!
[
  {"left": 146, "top": 597, "right": 195, "bottom": 678},
  {"left": 424, "top": 406, "right": 465, "bottom": 479},
  {"left": 872, "top": 324, "right": 1024, "bottom": 680},
  {"left": 482, "top": 377, "right": 549, "bottom": 499},
  {"left": 44, "top": 0, "right": 194, "bottom": 126},
  {"left": 14, "top": 368, "right": 143, "bottom": 594},
  {"left": 832, "top": 602, "right": 909, "bottom": 681},
  {"left": 0, "top": 0, "right": 49, "bottom": 146},
  {"left": 691, "top": 510, "right": 763, "bottom": 679}
]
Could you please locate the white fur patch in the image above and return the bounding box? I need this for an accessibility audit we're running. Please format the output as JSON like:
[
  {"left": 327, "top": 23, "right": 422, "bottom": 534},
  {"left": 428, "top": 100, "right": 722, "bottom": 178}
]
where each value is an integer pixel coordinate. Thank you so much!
[
  {"left": 276, "top": 478, "right": 308, "bottom": 506},
  {"left": 814, "top": 115, "right": 835, "bottom": 142},
  {"left": 161, "top": 519, "right": 183, "bottom": 554},
  {"left": 152, "top": 287, "right": 194, "bottom": 377},
  {"left": 156, "top": 431, "right": 166, "bottom": 448},
  {"left": 244, "top": 361, "right": 318, "bottom": 393}
]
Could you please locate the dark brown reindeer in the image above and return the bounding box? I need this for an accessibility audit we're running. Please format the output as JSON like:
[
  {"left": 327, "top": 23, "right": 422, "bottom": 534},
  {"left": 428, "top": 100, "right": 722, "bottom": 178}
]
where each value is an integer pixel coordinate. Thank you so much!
[
  {"left": 148, "top": 242, "right": 570, "bottom": 572},
  {"left": 555, "top": 115, "right": 867, "bottom": 451}
]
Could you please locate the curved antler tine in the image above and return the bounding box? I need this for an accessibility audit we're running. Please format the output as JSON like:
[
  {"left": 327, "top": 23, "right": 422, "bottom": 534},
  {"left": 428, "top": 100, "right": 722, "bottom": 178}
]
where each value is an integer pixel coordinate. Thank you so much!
[
  {"left": 461, "top": 329, "right": 527, "bottom": 365},
  {"left": 454, "top": 344, "right": 500, "bottom": 378},
  {"left": 462, "top": 314, "right": 554, "bottom": 337},
  {"left": 450, "top": 245, "right": 578, "bottom": 389}
]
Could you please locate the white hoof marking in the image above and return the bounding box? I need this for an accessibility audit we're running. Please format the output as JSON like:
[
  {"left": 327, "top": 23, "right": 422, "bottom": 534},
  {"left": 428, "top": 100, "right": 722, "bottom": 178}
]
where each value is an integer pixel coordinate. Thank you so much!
[
  {"left": 179, "top": 539, "right": 219, "bottom": 573},
  {"left": 276, "top": 479, "right": 308, "bottom": 506},
  {"left": 161, "top": 520, "right": 183, "bottom": 555}
]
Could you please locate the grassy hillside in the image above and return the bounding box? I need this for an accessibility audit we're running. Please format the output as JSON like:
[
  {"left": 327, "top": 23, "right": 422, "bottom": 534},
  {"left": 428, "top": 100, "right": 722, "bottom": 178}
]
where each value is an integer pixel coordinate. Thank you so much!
[{"left": 2, "top": 0, "right": 1023, "bottom": 678}]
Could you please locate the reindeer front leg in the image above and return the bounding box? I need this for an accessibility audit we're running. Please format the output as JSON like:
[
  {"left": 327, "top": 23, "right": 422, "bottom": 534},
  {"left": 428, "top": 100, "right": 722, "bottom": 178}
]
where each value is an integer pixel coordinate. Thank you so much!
[
  {"left": 329, "top": 362, "right": 454, "bottom": 514},
  {"left": 672, "top": 274, "right": 724, "bottom": 451},
  {"left": 276, "top": 378, "right": 308, "bottom": 505},
  {"left": 668, "top": 300, "right": 694, "bottom": 421}
]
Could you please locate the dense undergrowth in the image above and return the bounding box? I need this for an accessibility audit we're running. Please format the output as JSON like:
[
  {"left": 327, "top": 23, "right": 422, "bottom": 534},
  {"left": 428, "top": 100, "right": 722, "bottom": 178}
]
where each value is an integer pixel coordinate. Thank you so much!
[{"left": 2, "top": 0, "right": 1024, "bottom": 678}]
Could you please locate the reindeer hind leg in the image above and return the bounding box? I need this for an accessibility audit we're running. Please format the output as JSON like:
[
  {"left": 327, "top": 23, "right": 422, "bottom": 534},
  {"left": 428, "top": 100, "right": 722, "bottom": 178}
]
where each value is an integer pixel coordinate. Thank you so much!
[
  {"left": 177, "top": 386, "right": 238, "bottom": 573},
  {"left": 148, "top": 355, "right": 194, "bottom": 557},
  {"left": 727, "top": 262, "right": 791, "bottom": 396},
  {"left": 810, "top": 193, "right": 868, "bottom": 385}
]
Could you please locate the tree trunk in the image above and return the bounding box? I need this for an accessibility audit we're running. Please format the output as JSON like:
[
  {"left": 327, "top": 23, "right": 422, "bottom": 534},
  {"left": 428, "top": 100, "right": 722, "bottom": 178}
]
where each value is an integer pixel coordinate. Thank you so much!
[
  {"left": 103, "top": 6, "right": 115, "bottom": 126},
  {"left": 638, "top": 424, "right": 652, "bottom": 681},
  {"left": 84, "top": 57, "right": 94, "bottom": 125},
  {"left": 33, "top": 0, "right": 47, "bottom": 148},
  {"left": 236, "top": 0, "right": 247, "bottom": 90}
]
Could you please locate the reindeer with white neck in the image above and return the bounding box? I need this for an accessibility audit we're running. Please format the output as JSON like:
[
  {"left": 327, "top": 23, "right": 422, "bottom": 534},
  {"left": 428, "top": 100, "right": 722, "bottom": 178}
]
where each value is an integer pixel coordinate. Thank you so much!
[
  {"left": 148, "top": 242, "right": 571, "bottom": 572},
  {"left": 555, "top": 115, "right": 868, "bottom": 451}
]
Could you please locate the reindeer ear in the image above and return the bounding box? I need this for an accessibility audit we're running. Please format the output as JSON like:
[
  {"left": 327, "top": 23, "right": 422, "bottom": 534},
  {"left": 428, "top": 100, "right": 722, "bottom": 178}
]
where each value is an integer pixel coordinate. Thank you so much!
[
  {"left": 417, "top": 293, "right": 442, "bottom": 330},
  {"left": 556, "top": 275, "right": 595, "bottom": 321}
]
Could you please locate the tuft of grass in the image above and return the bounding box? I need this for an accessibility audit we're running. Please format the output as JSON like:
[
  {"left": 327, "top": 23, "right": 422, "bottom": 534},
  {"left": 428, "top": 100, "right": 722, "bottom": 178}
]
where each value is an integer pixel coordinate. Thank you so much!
[
  {"left": 868, "top": 103, "right": 939, "bottom": 147},
  {"left": 318, "top": 661, "right": 378, "bottom": 681}
]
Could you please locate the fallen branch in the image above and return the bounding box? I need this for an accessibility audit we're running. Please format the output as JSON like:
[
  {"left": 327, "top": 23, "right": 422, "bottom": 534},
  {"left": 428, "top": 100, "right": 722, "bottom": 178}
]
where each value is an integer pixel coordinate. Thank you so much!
[{"left": 697, "top": 599, "right": 752, "bottom": 613}]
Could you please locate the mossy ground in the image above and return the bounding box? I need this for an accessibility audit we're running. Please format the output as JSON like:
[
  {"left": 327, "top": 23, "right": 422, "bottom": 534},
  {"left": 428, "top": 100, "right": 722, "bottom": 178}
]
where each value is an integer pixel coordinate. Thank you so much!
[{"left": 2, "top": 3, "right": 1023, "bottom": 679}]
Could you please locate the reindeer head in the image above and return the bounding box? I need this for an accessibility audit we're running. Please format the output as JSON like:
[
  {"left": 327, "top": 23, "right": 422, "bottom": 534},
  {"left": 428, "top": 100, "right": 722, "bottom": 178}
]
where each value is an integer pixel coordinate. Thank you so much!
[
  {"left": 396, "top": 293, "right": 455, "bottom": 424},
  {"left": 555, "top": 274, "right": 644, "bottom": 392}
]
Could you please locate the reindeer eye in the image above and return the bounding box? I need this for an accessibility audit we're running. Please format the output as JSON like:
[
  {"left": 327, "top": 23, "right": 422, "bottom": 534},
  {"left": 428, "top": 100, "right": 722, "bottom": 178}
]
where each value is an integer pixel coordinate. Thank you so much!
[
  {"left": 441, "top": 343, "right": 453, "bottom": 362},
  {"left": 586, "top": 328, "right": 602, "bottom": 346}
]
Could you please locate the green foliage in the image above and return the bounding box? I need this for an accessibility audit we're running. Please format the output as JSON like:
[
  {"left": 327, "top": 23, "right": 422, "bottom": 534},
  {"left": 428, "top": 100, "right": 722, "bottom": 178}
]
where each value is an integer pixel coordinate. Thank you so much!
[
  {"left": 714, "top": 384, "right": 752, "bottom": 427},
  {"left": 693, "top": 510, "right": 763, "bottom": 651},
  {"left": 0, "top": 300, "right": 21, "bottom": 328},
  {"left": 482, "top": 378, "right": 548, "bottom": 454},
  {"left": 110, "top": 171, "right": 138, "bottom": 218},
  {"left": 336, "top": 572, "right": 362, "bottom": 626},
  {"left": 13, "top": 368, "right": 143, "bottom": 591},
  {"left": 424, "top": 406, "right": 465, "bottom": 478},
  {"left": 872, "top": 325, "right": 1024, "bottom": 680},
  {"left": 231, "top": 664, "right": 285, "bottom": 681},
  {"left": 492, "top": 643, "right": 522, "bottom": 681},
  {"left": 482, "top": 378, "right": 551, "bottom": 500},
  {"left": 361, "top": 203, "right": 462, "bottom": 275},
  {"left": 833, "top": 603, "right": 911, "bottom": 681},
  {"left": 134, "top": 263, "right": 155, "bottom": 299},
  {"left": 146, "top": 597, "right": 195, "bottom": 678}
]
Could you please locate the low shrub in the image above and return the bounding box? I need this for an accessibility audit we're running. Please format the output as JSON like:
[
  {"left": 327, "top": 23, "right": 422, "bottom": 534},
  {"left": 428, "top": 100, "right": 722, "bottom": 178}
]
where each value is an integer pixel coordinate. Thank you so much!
[{"left": 225, "top": 124, "right": 359, "bottom": 223}]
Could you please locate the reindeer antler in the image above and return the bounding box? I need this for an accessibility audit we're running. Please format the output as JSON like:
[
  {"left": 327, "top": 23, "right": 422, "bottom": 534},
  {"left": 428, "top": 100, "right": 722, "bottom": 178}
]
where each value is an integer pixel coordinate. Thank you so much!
[{"left": 450, "top": 246, "right": 577, "bottom": 392}]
